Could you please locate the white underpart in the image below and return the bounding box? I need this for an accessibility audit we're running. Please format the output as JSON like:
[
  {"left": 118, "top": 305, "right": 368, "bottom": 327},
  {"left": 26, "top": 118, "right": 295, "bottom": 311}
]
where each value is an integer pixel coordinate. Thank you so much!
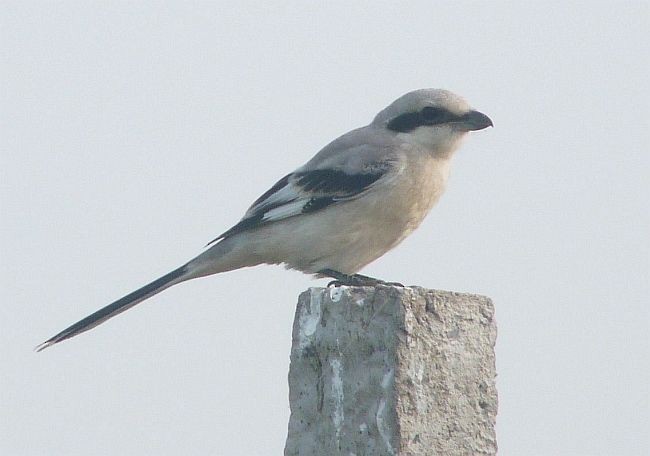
[
  {"left": 330, "top": 357, "right": 344, "bottom": 444},
  {"left": 297, "top": 288, "right": 322, "bottom": 351}
]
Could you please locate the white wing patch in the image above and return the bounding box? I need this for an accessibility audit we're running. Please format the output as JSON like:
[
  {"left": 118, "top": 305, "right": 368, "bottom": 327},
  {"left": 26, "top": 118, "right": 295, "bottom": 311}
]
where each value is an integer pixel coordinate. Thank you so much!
[
  {"left": 244, "top": 181, "right": 302, "bottom": 219},
  {"left": 261, "top": 199, "right": 308, "bottom": 222}
]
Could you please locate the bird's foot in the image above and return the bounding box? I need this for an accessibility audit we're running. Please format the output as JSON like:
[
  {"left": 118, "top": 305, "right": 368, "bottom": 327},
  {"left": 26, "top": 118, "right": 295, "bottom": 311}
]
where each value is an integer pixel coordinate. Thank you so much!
[
  {"left": 319, "top": 269, "right": 404, "bottom": 288},
  {"left": 353, "top": 273, "right": 404, "bottom": 287}
]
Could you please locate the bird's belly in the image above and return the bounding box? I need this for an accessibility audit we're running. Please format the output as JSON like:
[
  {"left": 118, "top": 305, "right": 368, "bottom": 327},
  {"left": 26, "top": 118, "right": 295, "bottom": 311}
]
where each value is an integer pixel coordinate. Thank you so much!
[{"left": 256, "top": 157, "right": 450, "bottom": 274}]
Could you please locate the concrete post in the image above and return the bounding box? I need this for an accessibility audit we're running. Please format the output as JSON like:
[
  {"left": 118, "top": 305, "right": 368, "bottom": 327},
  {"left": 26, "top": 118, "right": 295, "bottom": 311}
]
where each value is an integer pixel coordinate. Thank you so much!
[{"left": 285, "top": 286, "right": 497, "bottom": 456}]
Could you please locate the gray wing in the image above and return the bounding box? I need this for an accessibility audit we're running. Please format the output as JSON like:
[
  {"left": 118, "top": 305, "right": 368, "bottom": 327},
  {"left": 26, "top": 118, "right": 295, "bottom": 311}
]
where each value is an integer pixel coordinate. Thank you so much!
[{"left": 207, "top": 141, "right": 399, "bottom": 245}]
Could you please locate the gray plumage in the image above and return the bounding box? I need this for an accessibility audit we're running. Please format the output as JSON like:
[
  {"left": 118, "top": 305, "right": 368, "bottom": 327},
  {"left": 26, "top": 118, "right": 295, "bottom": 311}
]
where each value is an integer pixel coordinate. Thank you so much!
[{"left": 36, "top": 88, "right": 492, "bottom": 351}]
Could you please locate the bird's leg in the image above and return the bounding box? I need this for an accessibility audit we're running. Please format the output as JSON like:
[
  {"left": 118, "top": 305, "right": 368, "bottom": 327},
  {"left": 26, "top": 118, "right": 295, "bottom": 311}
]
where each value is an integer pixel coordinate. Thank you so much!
[
  {"left": 352, "top": 273, "right": 404, "bottom": 287},
  {"left": 319, "top": 269, "right": 360, "bottom": 286},
  {"left": 319, "top": 269, "right": 404, "bottom": 287}
]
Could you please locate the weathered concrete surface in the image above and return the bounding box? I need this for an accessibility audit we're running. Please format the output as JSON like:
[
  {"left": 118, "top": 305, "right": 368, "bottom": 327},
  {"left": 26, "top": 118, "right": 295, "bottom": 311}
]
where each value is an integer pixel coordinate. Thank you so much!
[{"left": 285, "top": 286, "right": 497, "bottom": 456}]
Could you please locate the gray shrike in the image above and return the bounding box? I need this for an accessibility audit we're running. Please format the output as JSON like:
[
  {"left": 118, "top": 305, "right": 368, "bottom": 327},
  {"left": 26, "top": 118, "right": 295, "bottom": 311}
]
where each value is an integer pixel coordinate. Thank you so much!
[{"left": 37, "top": 88, "right": 492, "bottom": 351}]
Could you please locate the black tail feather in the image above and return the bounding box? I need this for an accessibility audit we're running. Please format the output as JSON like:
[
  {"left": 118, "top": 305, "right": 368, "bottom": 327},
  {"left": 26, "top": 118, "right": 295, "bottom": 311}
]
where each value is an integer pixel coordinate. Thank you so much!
[{"left": 36, "top": 265, "right": 187, "bottom": 352}]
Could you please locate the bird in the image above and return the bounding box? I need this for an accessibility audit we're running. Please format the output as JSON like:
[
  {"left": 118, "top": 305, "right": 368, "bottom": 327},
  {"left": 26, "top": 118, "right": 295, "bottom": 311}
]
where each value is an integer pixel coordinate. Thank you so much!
[{"left": 36, "top": 88, "right": 492, "bottom": 351}]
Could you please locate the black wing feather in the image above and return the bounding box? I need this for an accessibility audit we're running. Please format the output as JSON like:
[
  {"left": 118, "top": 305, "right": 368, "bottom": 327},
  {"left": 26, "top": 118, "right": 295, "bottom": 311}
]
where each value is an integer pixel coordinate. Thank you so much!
[
  {"left": 294, "top": 169, "right": 384, "bottom": 194},
  {"left": 207, "top": 166, "right": 389, "bottom": 245}
]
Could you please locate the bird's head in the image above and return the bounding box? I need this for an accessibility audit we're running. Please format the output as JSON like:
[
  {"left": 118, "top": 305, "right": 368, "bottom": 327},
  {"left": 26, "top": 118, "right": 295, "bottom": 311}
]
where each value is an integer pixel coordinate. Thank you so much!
[{"left": 372, "top": 88, "right": 493, "bottom": 155}]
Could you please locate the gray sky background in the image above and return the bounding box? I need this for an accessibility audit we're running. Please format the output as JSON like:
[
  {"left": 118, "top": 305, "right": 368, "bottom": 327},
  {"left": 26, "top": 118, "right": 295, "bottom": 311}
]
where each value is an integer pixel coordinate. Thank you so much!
[{"left": 1, "top": 2, "right": 648, "bottom": 455}]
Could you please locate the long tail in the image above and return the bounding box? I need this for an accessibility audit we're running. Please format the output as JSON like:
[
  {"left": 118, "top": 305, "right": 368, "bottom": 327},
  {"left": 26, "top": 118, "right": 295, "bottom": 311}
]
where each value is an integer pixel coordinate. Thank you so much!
[{"left": 36, "top": 265, "right": 189, "bottom": 352}]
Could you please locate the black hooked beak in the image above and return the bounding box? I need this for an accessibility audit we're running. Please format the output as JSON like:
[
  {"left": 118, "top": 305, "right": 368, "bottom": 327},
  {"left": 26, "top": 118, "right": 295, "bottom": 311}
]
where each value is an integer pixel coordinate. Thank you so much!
[{"left": 458, "top": 110, "right": 493, "bottom": 131}]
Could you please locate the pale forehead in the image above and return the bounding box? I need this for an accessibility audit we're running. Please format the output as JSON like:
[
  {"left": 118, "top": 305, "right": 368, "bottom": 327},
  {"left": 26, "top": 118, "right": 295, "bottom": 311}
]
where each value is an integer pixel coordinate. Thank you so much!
[
  {"left": 392, "top": 88, "right": 471, "bottom": 113},
  {"left": 373, "top": 88, "right": 471, "bottom": 124}
]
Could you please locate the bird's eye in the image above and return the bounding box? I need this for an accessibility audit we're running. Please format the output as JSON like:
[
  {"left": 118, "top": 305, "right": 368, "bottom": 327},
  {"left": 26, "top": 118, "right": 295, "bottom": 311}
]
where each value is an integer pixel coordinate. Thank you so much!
[{"left": 420, "top": 106, "right": 447, "bottom": 123}]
